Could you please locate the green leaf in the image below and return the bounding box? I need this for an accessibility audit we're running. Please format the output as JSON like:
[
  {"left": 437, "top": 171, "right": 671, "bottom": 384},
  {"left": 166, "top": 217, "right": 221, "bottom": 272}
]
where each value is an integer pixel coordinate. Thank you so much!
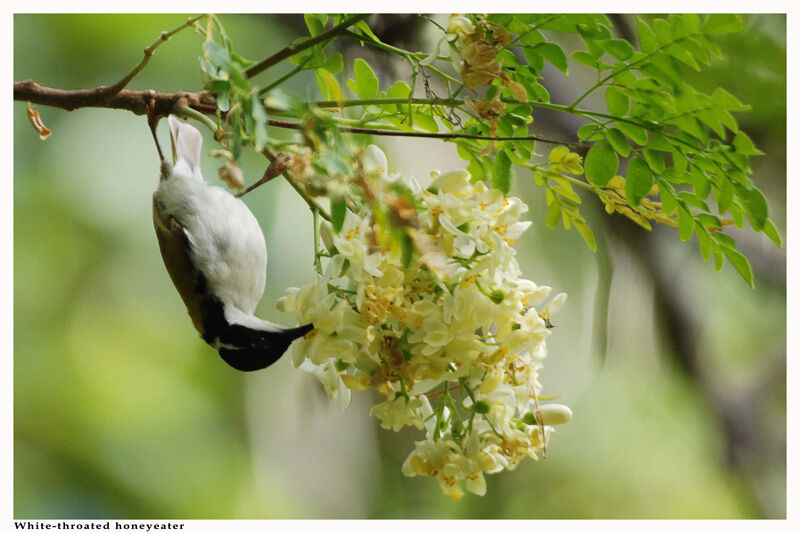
[
  {"left": 721, "top": 245, "right": 754, "bottom": 287},
  {"left": 616, "top": 121, "right": 648, "bottom": 145},
  {"left": 703, "top": 14, "right": 744, "bottom": 35},
  {"left": 643, "top": 149, "right": 666, "bottom": 174},
  {"left": 584, "top": 141, "right": 619, "bottom": 186},
  {"left": 323, "top": 52, "right": 343, "bottom": 74},
  {"left": 574, "top": 220, "right": 597, "bottom": 251},
  {"left": 578, "top": 123, "right": 603, "bottom": 141},
  {"left": 467, "top": 158, "right": 487, "bottom": 181},
  {"left": 605, "top": 128, "right": 630, "bottom": 158},
  {"left": 637, "top": 18, "right": 657, "bottom": 53},
  {"left": 605, "top": 86, "right": 629, "bottom": 116},
  {"left": 413, "top": 113, "right": 439, "bottom": 133},
  {"left": 712, "top": 232, "right": 738, "bottom": 249},
  {"left": 355, "top": 20, "right": 380, "bottom": 42},
  {"left": 347, "top": 58, "right": 379, "bottom": 99},
  {"left": 535, "top": 42, "right": 568, "bottom": 73},
  {"left": 681, "top": 36, "right": 711, "bottom": 65},
  {"left": 527, "top": 80, "right": 550, "bottom": 102},
  {"left": 678, "top": 205, "right": 694, "bottom": 241},
  {"left": 523, "top": 48, "right": 544, "bottom": 71},
  {"left": 331, "top": 199, "right": 347, "bottom": 233},
  {"left": 696, "top": 226, "right": 713, "bottom": 260},
  {"left": 304, "top": 14, "right": 326, "bottom": 36},
  {"left": 763, "top": 219, "right": 782, "bottom": 248},
  {"left": 651, "top": 54, "right": 681, "bottom": 85},
  {"left": 665, "top": 43, "right": 700, "bottom": 70},
  {"left": 263, "top": 88, "right": 306, "bottom": 114},
  {"left": 520, "top": 29, "right": 545, "bottom": 45},
  {"left": 387, "top": 80, "right": 412, "bottom": 99},
  {"left": 626, "top": 156, "right": 654, "bottom": 207},
  {"left": 545, "top": 195, "right": 562, "bottom": 228},
  {"left": 712, "top": 87, "right": 749, "bottom": 111},
  {"left": 716, "top": 177, "right": 735, "bottom": 214},
  {"left": 600, "top": 39, "right": 634, "bottom": 60},
  {"left": 400, "top": 231, "right": 414, "bottom": 269},
  {"left": 216, "top": 90, "right": 230, "bottom": 112},
  {"left": 316, "top": 68, "right": 343, "bottom": 100},
  {"left": 571, "top": 50, "right": 598, "bottom": 68},
  {"left": 736, "top": 185, "right": 769, "bottom": 231},
  {"left": 659, "top": 179, "right": 678, "bottom": 215},
  {"left": 492, "top": 151, "right": 514, "bottom": 194},
  {"left": 672, "top": 150, "right": 688, "bottom": 176},
  {"left": 733, "top": 131, "right": 764, "bottom": 156},
  {"left": 645, "top": 134, "right": 673, "bottom": 152}
]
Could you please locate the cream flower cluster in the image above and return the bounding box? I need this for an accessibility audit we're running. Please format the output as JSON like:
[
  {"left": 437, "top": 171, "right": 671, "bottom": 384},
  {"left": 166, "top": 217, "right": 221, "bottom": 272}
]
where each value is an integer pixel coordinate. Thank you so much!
[{"left": 277, "top": 145, "right": 570, "bottom": 500}]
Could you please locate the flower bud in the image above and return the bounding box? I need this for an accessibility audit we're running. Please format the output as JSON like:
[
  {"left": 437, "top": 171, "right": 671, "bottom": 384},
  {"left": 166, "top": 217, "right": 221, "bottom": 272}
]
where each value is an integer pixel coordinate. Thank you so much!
[
  {"left": 361, "top": 144, "right": 388, "bottom": 178},
  {"left": 538, "top": 403, "right": 572, "bottom": 425},
  {"left": 319, "top": 221, "right": 336, "bottom": 252},
  {"left": 472, "top": 400, "right": 490, "bottom": 414},
  {"left": 463, "top": 41, "right": 497, "bottom": 68},
  {"left": 447, "top": 15, "right": 475, "bottom": 35},
  {"left": 470, "top": 98, "right": 506, "bottom": 122},
  {"left": 506, "top": 80, "right": 528, "bottom": 103},
  {"left": 218, "top": 160, "right": 245, "bottom": 189}
]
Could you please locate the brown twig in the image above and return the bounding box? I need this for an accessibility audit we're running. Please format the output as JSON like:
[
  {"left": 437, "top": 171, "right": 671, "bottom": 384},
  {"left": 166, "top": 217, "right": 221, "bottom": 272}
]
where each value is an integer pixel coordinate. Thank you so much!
[
  {"left": 99, "top": 14, "right": 205, "bottom": 101},
  {"left": 236, "top": 153, "right": 290, "bottom": 198},
  {"left": 14, "top": 80, "right": 216, "bottom": 117}
]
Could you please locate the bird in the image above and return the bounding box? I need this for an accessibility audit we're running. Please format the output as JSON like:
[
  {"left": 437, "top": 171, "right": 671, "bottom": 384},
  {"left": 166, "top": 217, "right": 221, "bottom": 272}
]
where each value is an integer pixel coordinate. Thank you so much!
[{"left": 151, "top": 115, "right": 313, "bottom": 371}]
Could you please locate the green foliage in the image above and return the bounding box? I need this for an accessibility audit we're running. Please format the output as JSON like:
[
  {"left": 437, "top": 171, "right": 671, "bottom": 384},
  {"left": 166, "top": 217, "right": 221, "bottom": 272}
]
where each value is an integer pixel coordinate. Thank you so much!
[{"left": 195, "top": 13, "right": 777, "bottom": 286}]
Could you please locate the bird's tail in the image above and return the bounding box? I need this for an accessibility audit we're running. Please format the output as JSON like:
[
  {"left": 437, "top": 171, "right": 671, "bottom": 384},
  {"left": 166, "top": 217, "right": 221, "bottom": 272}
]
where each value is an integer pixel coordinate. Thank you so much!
[{"left": 214, "top": 322, "right": 314, "bottom": 372}]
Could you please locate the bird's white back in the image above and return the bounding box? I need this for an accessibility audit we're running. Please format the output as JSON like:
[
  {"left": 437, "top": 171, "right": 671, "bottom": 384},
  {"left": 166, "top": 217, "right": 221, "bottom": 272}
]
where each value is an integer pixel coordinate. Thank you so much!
[{"left": 156, "top": 118, "right": 268, "bottom": 318}]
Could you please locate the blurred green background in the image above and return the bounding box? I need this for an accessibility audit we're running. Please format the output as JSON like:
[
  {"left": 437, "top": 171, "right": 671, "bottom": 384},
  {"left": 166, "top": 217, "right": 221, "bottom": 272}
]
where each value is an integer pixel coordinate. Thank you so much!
[{"left": 14, "top": 14, "right": 786, "bottom": 519}]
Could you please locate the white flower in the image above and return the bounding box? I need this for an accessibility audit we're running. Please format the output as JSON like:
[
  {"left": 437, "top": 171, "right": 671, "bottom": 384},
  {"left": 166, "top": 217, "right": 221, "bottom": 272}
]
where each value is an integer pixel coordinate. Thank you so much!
[
  {"left": 277, "top": 150, "right": 570, "bottom": 500},
  {"left": 370, "top": 393, "right": 425, "bottom": 431},
  {"left": 438, "top": 213, "right": 489, "bottom": 258},
  {"left": 447, "top": 15, "right": 475, "bottom": 35},
  {"left": 361, "top": 144, "right": 388, "bottom": 178}
]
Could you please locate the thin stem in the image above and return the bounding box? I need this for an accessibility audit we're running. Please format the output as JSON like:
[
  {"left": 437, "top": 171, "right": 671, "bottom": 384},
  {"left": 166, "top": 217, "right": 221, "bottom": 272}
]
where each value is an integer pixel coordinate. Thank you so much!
[
  {"left": 263, "top": 147, "right": 332, "bottom": 221},
  {"left": 443, "top": 383, "right": 463, "bottom": 423},
  {"left": 245, "top": 14, "right": 371, "bottom": 79},
  {"left": 418, "top": 14, "right": 447, "bottom": 34},
  {"left": 265, "top": 116, "right": 581, "bottom": 146},
  {"left": 258, "top": 54, "right": 315, "bottom": 95},
  {"left": 421, "top": 63, "right": 461, "bottom": 85},
  {"left": 340, "top": 29, "right": 414, "bottom": 59},
  {"left": 101, "top": 15, "right": 204, "bottom": 100},
  {"left": 172, "top": 101, "right": 220, "bottom": 135},
  {"left": 312, "top": 208, "right": 323, "bottom": 273}
]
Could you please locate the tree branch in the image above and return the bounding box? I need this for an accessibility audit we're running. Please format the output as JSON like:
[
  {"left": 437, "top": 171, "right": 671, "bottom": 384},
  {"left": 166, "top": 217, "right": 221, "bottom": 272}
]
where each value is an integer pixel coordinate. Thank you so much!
[
  {"left": 244, "top": 14, "right": 371, "bottom": 79},
  {"left": 14, "top": 80, "right": 216, "bottom": 117},
  {"left": 15, "top": 81, "right": 584, "bottom": 146}
]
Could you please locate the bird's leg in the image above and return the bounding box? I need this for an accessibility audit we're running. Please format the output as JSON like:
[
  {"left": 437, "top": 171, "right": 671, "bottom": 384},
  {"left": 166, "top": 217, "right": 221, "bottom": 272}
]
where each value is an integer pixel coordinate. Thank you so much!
[
  {"left": 236, "top": 153, "right": 290, "bottom": 198},
  {"left": 146, "top": 92, "right": 165, "bottom": 163}
]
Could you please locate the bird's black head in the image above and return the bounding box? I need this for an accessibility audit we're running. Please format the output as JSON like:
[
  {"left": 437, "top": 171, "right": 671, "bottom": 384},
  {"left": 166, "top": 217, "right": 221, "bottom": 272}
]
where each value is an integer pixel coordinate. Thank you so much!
[{"left": 217, "top": 323, "right": 314, "bottom": 372}]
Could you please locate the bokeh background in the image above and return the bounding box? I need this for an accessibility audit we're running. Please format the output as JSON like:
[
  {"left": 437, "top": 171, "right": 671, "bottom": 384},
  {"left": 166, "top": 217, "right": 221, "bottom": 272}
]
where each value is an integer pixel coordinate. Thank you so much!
[{"left": 13, "top": 14, "right": 786, "bottom": 519}]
